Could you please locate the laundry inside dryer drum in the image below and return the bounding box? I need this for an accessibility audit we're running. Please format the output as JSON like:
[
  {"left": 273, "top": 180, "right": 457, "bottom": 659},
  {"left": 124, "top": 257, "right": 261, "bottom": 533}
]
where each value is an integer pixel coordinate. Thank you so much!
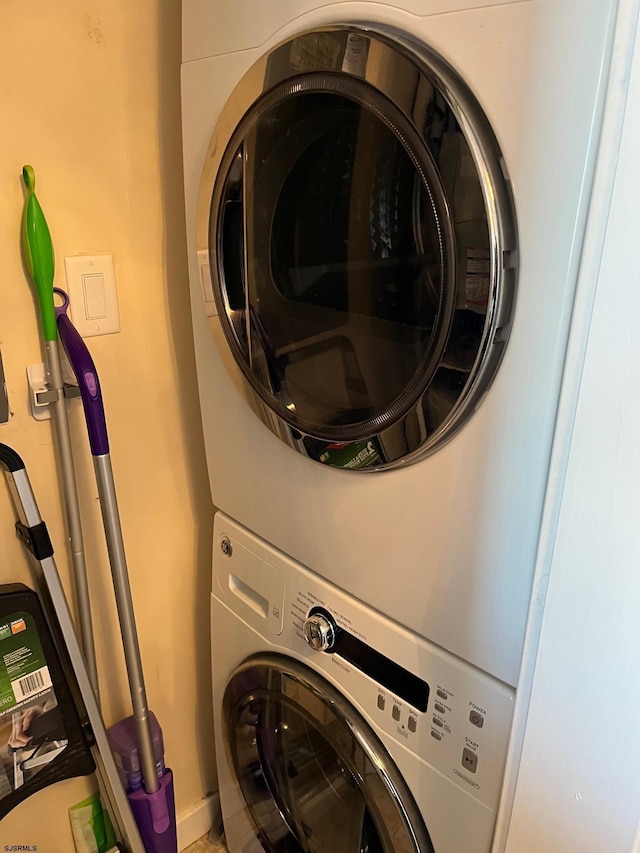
[{"left": 203, "top": 28, "right": 517, "bottom": 470}]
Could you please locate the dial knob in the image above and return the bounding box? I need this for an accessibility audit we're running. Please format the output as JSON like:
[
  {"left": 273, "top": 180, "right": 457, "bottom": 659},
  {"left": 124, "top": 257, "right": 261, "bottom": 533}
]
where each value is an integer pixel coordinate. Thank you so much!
[{"left": 303, "top": 613, "right": 336, "bottom": 651}]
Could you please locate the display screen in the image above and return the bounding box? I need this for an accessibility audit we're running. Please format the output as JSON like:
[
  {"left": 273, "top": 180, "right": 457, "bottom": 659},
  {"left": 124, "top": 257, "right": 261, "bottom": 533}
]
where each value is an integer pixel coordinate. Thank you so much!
[{"left": 310, "top": 607, "right": 430, "bottom": 712}]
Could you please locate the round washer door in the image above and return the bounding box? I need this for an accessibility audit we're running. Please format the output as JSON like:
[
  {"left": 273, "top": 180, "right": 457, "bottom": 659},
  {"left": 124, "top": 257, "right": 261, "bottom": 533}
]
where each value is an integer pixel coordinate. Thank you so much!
[
  {"left": 223, "top": 654, "right": 434, "bottom": 853},
  {"left": 197, "top": 26, "right": 517, "bottom": 470}
]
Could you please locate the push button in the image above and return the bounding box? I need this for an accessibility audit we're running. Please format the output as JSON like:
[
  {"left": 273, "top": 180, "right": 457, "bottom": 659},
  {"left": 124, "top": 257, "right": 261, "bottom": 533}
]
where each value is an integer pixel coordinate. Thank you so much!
[
  {"left": 392, "top": 705, "right": 401, "bottom": 722},
  {"left": 435, "top": 702, "right": 446, "bottom": 714},
  {"left": 430, "top": 730, "right": 442, "bottom": 741},
  {"left": 469, "top": 710, "right": 484, "bottom": 728},
  {"left": 377, "top": 695, "right": 385, "bottom": 711},
  {"left": 436, "top": 688, "right": 447, "bottom": 700},
  {"left": 408, "top": 716, "right": 417, "bottom": 733},
  {"left": 432, "top": 716, "right": 443, "bottom": 728},
  {"left": 461, "top": 748, "right": 478, "bottom": 774}
]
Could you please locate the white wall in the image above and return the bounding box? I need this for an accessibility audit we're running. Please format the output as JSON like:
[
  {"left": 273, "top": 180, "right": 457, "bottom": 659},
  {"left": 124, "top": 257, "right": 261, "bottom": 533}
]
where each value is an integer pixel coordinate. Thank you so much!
[
  {"left": 0, "top": 2, "right": 215, "bottom": 848},
  {"left": 506, "top": 5, "right": 640, "bottom": 850}
]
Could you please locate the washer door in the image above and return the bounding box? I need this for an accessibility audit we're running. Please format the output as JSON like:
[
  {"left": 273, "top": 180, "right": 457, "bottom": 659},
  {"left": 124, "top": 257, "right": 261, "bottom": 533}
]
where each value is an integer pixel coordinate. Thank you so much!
[
  {"left": 197, "top": 26, "right": 517, "bottom": 470},
  {"left": 223, "top": 654, "right": 433, "bottom": 853}
]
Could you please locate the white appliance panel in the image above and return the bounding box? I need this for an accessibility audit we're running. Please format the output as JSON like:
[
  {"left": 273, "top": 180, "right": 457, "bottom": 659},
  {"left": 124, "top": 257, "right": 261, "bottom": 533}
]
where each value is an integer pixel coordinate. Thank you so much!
[
  {"left": 182, "top": 0, "right": 617, "bottom": 685},
  {"left": 212, "top": 513, "right": 515, "bottom": 853},
  {"left": 182, "top": 0, "right": 530, "bottom": 61}
]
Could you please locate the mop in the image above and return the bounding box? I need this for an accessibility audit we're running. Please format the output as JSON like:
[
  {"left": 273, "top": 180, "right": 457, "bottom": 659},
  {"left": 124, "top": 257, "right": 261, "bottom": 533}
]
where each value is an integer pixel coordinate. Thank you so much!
[
  {"left": 21, "top": 165, "right": 127, "bottom": 851},
  {"left": 21, "top": 166, "right": 100, "bottom": 699},
  {"left": 20, "top": 167, "right": 176, "bottom": 852},
  {"left": 54, "top": 290, "right": 177, "bottom": 853}
]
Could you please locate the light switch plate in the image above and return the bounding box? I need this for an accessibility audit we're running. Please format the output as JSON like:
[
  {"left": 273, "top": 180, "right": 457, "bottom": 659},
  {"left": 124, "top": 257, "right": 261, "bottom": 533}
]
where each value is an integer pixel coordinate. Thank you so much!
[
  {"left": 197, "top": 249, "right": 217, "bottom": 317},
  {"left": 64, "top": 254, "right": 121, "bottom": 337}
]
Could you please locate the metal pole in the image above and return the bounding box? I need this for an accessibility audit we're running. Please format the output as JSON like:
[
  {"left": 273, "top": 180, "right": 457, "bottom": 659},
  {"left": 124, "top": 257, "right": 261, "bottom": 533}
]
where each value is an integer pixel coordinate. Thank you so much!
[
  {"left": 1, "top": 453, "right": 145, "bottom": 853},
  {"left": 93, "top": 454, "right": 159, "bottom": 794},
  {"left": 45, "top": 339, "right": 100, "bottom": 703}
]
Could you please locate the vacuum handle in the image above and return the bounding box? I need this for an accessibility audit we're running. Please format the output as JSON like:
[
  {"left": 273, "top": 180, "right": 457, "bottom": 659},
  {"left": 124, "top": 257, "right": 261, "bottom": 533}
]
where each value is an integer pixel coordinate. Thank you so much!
[{"left": 54, "top": 290, "right": 109, "bottom": 456}]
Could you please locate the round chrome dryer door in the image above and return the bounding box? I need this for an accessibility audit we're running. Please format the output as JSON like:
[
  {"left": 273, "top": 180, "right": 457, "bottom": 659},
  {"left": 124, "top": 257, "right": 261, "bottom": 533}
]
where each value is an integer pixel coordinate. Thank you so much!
[
  {"left": 223, "top": 654, "right": 434, "bottom": 853},
  {"left": 197, "top": 26, "right": 517, "bottom": 470}
]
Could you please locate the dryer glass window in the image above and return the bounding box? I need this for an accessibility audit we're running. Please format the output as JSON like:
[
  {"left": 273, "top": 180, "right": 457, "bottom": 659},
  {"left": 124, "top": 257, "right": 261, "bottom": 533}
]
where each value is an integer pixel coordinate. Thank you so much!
[
  {"left": 200, "top": 27, "right": 518, "bottom": 468},
  {"left": 224, "top": 657, "right": 433, "bottom": 853},
  {"left": 213, "top": 77, "right": 456, "bottom": 443}
]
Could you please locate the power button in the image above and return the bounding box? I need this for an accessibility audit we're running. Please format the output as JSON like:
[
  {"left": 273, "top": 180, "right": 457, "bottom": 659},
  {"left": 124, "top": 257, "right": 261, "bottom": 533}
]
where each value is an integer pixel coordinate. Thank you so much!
[{"left": 469, "top": 710, "right": 484, "bottom": 729}]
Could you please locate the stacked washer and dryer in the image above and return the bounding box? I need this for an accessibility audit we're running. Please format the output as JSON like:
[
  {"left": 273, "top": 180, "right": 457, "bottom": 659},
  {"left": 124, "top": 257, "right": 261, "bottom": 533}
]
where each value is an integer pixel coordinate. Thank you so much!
[{"left": 181, "top": 2, "right": 617, "bottom": 850}]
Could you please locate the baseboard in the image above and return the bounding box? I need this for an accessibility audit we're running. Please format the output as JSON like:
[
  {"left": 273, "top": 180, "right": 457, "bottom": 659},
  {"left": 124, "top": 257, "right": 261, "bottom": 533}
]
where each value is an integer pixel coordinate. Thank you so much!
[{"left": 177, "top": 791, "right": 221, "bottom": 851}]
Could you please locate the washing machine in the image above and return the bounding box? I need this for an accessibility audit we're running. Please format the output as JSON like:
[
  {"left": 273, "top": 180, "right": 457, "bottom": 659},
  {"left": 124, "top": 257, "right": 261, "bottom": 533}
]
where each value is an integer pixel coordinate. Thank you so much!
[
  {"left": 182, "top": 0, "right": 618, "bottom": 686},
  {"left": 212, "top": 512, "right": 515, "bottom": 853}
]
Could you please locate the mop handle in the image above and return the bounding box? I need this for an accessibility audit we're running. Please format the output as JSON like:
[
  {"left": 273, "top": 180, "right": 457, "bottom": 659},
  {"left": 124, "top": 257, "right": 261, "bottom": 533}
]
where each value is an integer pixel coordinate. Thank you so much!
[
  {"left": 20, "top": 168, "right": 100, "bottom": 702},
  {"left": 21, "top": 166, "right": 57, "bottom": 341},
  {"left": 54, "top": 290, "right": 108, "bottom": 456},
  {"left": 55, "top": 292, "right": 160, "bottom": 795}
]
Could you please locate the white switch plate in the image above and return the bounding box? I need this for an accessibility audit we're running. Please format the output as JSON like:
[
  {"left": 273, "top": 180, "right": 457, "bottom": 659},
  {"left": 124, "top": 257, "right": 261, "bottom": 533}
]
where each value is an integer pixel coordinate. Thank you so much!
[
  {"left": 64, "top": 254, "right": 121, "bottom": 337},
  {"left": 197, "top": 249, "right": 217, "bottom": 317}
]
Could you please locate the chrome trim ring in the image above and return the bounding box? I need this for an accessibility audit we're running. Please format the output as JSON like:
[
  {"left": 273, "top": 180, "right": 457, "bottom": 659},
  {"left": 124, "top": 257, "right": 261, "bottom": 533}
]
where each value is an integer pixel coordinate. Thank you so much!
[
  {"left": 223, "top": 653, "right": 434, "bottom": 853},
  {"left": 196, "top": 25, "right": 518, "bottom": 471}
]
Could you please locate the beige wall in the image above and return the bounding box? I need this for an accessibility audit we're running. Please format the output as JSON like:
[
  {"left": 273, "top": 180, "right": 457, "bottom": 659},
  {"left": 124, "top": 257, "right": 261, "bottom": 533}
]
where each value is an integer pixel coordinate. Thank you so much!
[{"left": 0, "top": 1, "right": 215, "bottom": 847}]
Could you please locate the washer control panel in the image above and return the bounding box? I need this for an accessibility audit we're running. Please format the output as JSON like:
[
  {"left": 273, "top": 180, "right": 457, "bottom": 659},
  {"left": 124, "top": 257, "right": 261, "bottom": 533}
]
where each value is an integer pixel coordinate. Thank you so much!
[
  {"left": 214, "top": 513, "right": 514, "bottom": 814},
  {"left": 291, "top": 589, "right": 514, "bottom": 811}
]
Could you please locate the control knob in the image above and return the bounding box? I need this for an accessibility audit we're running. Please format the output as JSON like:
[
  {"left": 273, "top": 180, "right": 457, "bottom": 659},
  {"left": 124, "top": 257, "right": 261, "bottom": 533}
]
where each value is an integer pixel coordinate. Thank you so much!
[{"left": 303, "top": 612, "right": 336, "bottom": 651}]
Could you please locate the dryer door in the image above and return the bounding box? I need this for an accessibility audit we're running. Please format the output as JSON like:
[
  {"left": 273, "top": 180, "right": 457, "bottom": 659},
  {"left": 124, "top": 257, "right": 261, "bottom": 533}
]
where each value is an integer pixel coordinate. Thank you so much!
[
  {"left": 197, "top": 26, "right": 517, "bottom": 470},
  {"left": 223, "top": 654, "right": 433, "bottom": 853}
]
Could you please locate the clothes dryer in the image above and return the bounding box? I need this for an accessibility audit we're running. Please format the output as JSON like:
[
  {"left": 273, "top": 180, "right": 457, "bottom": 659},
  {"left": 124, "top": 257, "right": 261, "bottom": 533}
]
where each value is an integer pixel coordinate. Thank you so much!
[
  {"left": 212, "top": 513, "right": 515, "bottom": 853},
  {"left": 182, "top": 0, "right": 617, "bottom": 685}
]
